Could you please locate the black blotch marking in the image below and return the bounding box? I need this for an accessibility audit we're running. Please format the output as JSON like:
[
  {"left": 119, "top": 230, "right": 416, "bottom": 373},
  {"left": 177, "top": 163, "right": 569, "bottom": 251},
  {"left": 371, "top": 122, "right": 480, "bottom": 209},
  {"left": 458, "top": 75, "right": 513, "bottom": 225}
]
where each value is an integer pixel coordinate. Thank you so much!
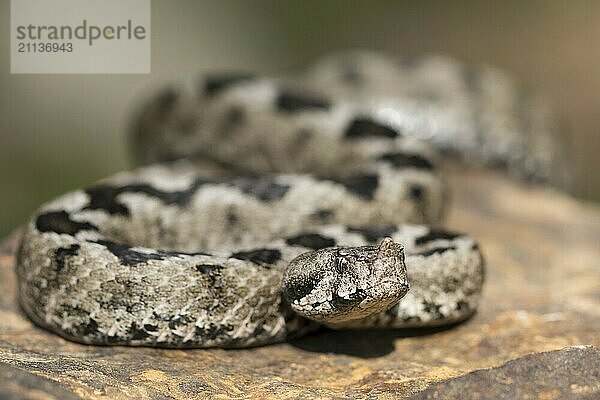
[
  {"left": 143, "top": 324, "right": 158, "bottom": 332},
  {"left": 92, "top": 240, "right": 199, "bottom": 266},
  {"left": 54, "top": 244, "right": 80, "bottom": 271},
  {"left": 86, "top": 176, "right": 289, "bottom": 216},
  {"left": 232, "top": 248, "right": 281, "bottom": 266},
  {"left": 378, "top": 152, "right": 434, "bottom": 170},
  {"left": 36, "top": 211, "right": 98, "bottom": 235},
  {"left": 81, "top": 318, "right": 99, "bottom": 336},
  {"left": 195, "top": 264, "right": 224, "bottom": 274},
  {"left": 115, "top": 180, "right": 209, "bottom": 207},
  {"left": 311, "top": 209, "right": 333, "bottom": 221},
  {"left": 84, "top": 178, "right": 212, "bottom": 216},
  {"left": 84, "top": 186, "right": 130, "bottom": 215},
  {"left": 284, "top": 274, "right": 322, "bottom": 303},
  {"left": 409, "top": 185, "right": 426, "bottom": 201},
  {"left": 276, "top": 90, "right": 331, "bottom": 113},
  {"left": 285, "top": 233, "right": 336, "bottom": 250},
  {"left": 129, "top": 322, "right": 152, "bottom": 341},
  {"left": 471, "top": 243, "right": 480, "bottom": 251},
  {"left": 415, "top": 229, "right": 463, "bottom": 245},
  {"left": 130, "top": 330, "right": 151, "bottom": 341},
  {"left": 95, "top": 240, "right": 159, "bottom": 266},
  {"left": 328, "top": 174, "right": 379, "bottom": 200},
  {"left": 344, "top": 118, "right": 400, "bottom": 139},
  {"left": 203, "top": 73, "right": 254, "bottom": 96},
  {"left": 412, "top": 246, "right": 456, "bottom": 257},
  {"left": 347, "top": 226, "right": 397, "bottom": 243},
  {"left": 230, "top": 177, "right": 290, "bottom": 202}
]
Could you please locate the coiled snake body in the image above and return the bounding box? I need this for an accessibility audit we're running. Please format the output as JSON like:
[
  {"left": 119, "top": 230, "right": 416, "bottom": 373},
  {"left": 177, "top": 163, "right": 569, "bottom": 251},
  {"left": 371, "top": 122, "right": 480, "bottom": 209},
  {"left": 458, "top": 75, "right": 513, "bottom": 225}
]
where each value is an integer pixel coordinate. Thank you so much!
[{"left": 16, "top": 51, "right": 563, "bottom": 348}]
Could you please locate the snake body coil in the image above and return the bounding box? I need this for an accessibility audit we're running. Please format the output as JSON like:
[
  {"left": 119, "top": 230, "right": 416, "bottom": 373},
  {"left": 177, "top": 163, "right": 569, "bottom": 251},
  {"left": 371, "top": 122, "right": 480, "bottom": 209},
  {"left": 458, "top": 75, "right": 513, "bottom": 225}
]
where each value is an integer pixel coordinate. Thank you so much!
[{"left": 14, "top": 51, "right": 562, "bottom": 348}]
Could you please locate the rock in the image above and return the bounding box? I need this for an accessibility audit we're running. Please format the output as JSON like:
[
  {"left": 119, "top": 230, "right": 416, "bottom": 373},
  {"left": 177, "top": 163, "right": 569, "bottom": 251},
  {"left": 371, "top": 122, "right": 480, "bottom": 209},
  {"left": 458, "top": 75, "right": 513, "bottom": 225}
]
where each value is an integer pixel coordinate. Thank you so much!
[
  {"left": 0, "top": 166, "right": 599, "bottom": 399},
  {"left": 409, "top": 346, "right": 600, "bottom": 400},
  {"left": 0, "top": 362, "right": 80, "bottom": 400}
]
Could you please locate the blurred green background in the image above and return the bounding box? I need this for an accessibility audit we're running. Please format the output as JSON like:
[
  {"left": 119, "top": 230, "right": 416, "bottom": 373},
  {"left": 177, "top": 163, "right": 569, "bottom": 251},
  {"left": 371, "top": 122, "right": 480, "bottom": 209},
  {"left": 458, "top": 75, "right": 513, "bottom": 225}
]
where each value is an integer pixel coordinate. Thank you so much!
[{"left": 1, "top": 0, "right": 599, "bottom": 238}]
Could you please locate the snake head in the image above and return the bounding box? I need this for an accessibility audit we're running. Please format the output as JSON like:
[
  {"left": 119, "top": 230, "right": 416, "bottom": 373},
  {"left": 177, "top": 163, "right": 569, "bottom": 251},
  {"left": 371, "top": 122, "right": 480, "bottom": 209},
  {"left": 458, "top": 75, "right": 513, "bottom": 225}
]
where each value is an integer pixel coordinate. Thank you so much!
[{"left": 283, "top": 237, "right": 409, "bottom": 324}]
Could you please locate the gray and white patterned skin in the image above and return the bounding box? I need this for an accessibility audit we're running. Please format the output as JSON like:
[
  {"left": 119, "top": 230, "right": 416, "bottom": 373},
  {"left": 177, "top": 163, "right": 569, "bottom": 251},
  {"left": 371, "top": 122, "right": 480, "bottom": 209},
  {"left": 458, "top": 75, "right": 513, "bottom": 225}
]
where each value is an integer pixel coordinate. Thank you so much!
[
  {"left": 300, "top": 51, "right": 568, "bottom": 187},
  {"left": 15, "top": 52, "right": 504, "bottom": 348},
  {"left": 132, "top": 51, "right": 567, "bottom": 187}
]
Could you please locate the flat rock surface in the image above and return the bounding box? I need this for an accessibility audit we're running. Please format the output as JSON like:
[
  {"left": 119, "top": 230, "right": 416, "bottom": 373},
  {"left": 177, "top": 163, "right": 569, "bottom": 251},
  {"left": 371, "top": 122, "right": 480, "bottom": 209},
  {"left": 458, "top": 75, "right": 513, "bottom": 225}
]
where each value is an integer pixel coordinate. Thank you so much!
[
  {"left": 1, "top": 166, "right": 599, "bottom": 399},
  {"left": 412, "top": 345, "right": 600, "bottom": 400}
]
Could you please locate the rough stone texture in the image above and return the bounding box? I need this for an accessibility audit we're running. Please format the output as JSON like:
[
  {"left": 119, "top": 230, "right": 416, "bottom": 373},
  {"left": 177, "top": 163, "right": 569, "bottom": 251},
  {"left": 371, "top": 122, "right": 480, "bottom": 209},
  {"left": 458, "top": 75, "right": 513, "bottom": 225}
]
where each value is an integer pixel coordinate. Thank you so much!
[
  {"left": 0, "top": 166, "right": 599, "bottom": 399},
  {"left": 410, "top": 346, "right": 600, "bottom": 400}
]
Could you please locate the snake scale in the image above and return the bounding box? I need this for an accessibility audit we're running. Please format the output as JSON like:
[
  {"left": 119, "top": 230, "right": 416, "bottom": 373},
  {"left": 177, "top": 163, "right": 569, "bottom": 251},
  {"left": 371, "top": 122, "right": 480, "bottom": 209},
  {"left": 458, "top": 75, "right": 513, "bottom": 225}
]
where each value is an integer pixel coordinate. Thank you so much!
[{"left": 16, "top": 51, "right": 564, "bottom": 348}]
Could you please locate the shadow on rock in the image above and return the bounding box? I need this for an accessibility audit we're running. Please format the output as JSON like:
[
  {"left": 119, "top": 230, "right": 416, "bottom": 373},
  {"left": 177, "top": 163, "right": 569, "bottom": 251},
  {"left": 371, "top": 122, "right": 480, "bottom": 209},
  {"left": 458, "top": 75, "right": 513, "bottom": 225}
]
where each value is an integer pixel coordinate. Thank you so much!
[{"left": 290, "top": 320, "right": 468, "bottom": 358}]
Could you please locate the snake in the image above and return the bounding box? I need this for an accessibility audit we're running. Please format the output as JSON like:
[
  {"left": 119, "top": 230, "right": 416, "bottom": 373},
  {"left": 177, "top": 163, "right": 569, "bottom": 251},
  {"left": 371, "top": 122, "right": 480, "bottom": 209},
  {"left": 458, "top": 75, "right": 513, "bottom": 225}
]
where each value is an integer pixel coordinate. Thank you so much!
[{"left": 15, "top": 51, "right": 563, "bottom": 348}]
